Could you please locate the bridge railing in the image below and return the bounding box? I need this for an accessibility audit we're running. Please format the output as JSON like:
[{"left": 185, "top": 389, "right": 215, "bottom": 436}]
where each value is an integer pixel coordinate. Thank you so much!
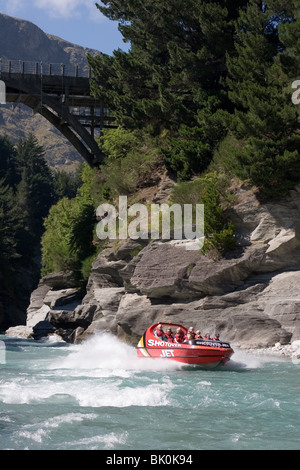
[{"left": 0, "top": 59, "right": 92, "bottom": 78}]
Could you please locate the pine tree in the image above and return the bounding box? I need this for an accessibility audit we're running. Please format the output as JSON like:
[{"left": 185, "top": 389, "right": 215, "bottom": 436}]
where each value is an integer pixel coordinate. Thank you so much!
[
  {"left": 15, "top": 134, "right": 55, "bottom": 238},
  {"left": 89, "top": 0, "right": 248, "bottom": 178},
  {"left": 0, "top": 179, "right": 20, "bottom": 267},
  {"left": 53, "top": 169, "right": 81, "bottom": 201},
  {"left": 0, "top": 135, "right": 20, "bottom": 188},
  {"left": 226, "top": 0, "right": 300, "bottom": 196}
]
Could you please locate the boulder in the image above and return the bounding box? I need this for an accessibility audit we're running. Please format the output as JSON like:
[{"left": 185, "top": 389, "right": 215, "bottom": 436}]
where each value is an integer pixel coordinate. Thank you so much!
[
  {"left": 5, "top": 326, "right": 34, "bottom": 339},
  {"left": 24, "top": 275, "right": 84, "bottom": 341}
]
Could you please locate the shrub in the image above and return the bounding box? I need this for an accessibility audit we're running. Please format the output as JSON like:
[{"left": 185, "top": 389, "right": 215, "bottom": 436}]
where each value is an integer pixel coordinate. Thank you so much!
[{"left": 172, "top": 172, "right": 236, "bottom": 256}]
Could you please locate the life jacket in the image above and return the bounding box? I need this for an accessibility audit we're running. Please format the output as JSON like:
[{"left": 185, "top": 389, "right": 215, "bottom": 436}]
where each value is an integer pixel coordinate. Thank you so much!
[
  {"left": 175, "top": 334, "right": 183, "bottom": 343},
  {"left": 187, "top": 332, "right": 195, "bottom": 339},
  {"left": 184, "top": 334, "right": 194, "bottom": 341},
  {"left": 154, "top": 328, "right": 165, "bottom": 338},
  {"left": 165, "top": 333, "right": 174, "bottom": 343}
]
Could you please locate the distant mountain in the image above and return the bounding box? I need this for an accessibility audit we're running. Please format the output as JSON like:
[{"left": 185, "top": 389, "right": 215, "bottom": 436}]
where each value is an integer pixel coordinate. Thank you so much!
[{"left": 0, "top": 13, "right": 101, "bottom": 172}]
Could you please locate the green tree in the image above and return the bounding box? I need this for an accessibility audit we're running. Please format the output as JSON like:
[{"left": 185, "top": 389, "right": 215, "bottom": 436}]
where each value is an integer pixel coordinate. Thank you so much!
[
  {"left": 0, "top": 135, "right": 20, "bottom": 188},
  {"left": 41, "top": 165, "right": 98, "bottom": 279},
  {"left": 172, "top": 172, "right": 235, "bottom": 256},
  {"left": 200, "top": 173, "right": 236, "bottom": 256},
  {"left": 226, "top": 0, "right": 300, "bottom": 196},
  {"left": 15, "top": 134, "right": 55, "bottom": 238},
  {"left": 89, "top": 0, "right": 247, "bottom": 178},
  {"left": 0, "top": 180, "right": 20, "bottom": 268},
  {"left": 269, "top": 0, "right": 300, "bottom": 78},
  {"left": 53, "top": 169, "right": 82, "bottom": 201},
  {"left": 41, "top": 197, "right": 96, "bottom": 277},
  {"left": 0, "top": 134, "right": 59, "bottom": 329},
  {"left": 98, "top": 128, "right": 163, "bottom": 197}
]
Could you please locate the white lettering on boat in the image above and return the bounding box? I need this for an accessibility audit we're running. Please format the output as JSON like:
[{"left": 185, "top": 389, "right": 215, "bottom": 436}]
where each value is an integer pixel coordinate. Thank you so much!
[
  {"left": 147, "top": 339, "right": 182, "bottom": 348},
  {"left": 147, "top": 339, "right": 231, "bottom": 349},
  {"left": 160, "top": 350, "right": 175, "bottom": 357}
]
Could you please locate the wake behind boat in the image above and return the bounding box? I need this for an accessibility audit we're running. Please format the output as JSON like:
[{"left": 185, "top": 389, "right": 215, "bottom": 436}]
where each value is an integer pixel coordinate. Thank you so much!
[{"left": 137, "top": 322, "right": 234, "bottom": 368}]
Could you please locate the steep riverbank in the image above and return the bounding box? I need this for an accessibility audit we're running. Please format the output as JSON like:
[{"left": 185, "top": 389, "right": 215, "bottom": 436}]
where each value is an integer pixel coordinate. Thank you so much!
[{"left": 5, "top": 182, "right": 300, "bottom": 354}]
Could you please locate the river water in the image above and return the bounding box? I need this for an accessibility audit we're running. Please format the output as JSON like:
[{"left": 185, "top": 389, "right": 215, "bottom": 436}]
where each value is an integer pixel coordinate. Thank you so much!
[{"left": 0, "top": 332, "right": 299, "bottom": 451}]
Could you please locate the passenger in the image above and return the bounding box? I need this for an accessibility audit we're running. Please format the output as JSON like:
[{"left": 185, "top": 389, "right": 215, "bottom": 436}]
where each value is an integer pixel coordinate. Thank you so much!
[
  {"left": 184, "top": 332, "right": 194, "bottom": 343},
  {"left": 165, "top": 327, "right": 175, "bottom": 343},
  {"left": 213, "top": 333, "right": 220, "bottom": 341},
  {"left": 153, "top": 324, "right": 166, "bottom": 340},
  {"left": 187, "top": 327, "right": 195, "bottom": 339},
  {"left": 195, "top": 330, "right": 203, "bottom": 339},
  {"left": 204, "top": 333, "right": 211, "bottom": 340},
  {"left": 175, "top": 328, "right": 184, "bottom": 343}
]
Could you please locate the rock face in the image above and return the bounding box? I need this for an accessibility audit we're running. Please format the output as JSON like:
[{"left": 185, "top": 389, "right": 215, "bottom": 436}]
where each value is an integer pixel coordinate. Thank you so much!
[
  {"left": 18, "top": 185, "right": 300, "bottom": 350},
  {"left": 21, "top": 272, "right": 84, "bottom": 341}
]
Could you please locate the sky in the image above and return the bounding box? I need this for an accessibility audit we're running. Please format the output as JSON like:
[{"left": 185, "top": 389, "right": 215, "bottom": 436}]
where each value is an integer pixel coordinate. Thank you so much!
[{"left": 0, "top": 0, "right": 129, "bottom": 55}]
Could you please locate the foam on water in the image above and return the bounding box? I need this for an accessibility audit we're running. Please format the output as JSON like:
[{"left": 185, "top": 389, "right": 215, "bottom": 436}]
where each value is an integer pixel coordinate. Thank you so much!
[
  {"left": 0, "top": 333, "right": 179, "bottom": 408},
  {"left": 0, "top": 373, "right": 174, "bottom": 408},
  {"left": 223, "top": 347, "right": 289, "bottom": 370},
  {"left": 66, "top": 431, "right": 129, "bottom": 450},
  {"left": 0, "top": 332, "right": 299, "bottom": 450},
  {"left": 1, "top": 333, "right": 286, "bottom": 407}
]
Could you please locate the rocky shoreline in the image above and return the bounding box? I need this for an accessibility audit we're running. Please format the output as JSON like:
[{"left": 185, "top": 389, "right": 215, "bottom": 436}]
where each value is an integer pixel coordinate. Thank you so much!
[
  {"left": 5, "top": 183, "right": 300, "bottom": 355},
  {"left": 247, "top": 340, "right": 300, "bottom": 361}
]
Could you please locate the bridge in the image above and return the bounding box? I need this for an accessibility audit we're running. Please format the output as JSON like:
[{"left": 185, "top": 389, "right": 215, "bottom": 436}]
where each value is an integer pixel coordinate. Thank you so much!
[{"left": 0, "top": 59, "right": 114, "bottom": 167}]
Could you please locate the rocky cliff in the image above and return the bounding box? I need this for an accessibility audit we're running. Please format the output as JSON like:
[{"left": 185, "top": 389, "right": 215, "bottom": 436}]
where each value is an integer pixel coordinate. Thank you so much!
[{"left": 7, "top": 181, "right": 300, "bottom": 353}]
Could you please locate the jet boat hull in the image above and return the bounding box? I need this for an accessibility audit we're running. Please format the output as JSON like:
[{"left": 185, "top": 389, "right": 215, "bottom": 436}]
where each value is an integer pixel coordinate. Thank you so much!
[{"left": 137, "top": 323, "right": 234, "bottom": 368}]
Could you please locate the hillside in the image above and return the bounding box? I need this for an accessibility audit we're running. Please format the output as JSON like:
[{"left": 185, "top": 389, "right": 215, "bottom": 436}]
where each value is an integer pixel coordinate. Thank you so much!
[{"left": 0, "top": 13, "right": 100, "bottom": 172}]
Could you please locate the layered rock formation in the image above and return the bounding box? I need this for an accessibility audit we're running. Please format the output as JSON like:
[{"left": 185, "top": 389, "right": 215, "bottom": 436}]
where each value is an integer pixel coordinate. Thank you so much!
[{"left": 8, "top": 184, "right": 300, "bottom": 351}]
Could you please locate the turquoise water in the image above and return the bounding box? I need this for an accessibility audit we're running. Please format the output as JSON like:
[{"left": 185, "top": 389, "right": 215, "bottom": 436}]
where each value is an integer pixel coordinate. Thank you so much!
[{"left": 0, "top": 333, "right": 299, "bottom": 450}]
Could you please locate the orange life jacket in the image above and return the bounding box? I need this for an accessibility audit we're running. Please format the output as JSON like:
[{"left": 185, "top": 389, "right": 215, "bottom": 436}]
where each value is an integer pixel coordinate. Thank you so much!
[
  {"left": 175, "top": 332, "right": 184, "bottom": 343},
  {"left": 154, "top": 328, "right": 165, "bottom": 338},
  {"left": 165, "top": 333, "right": 174, "bottom": 343}
]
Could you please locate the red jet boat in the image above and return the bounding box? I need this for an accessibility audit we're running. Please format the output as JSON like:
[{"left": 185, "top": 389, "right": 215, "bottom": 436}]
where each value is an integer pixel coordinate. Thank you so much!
[{"left": 137, "top": 322, "right": 234, "bottom": 368}]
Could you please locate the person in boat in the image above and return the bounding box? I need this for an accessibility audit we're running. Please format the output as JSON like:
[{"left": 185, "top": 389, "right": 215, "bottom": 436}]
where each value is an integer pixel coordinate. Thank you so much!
[
  {"left": 175, "top": 328, "right": 184, "bottom": 343},
  {"left": 165, "top": 327, "right": 175, "bottom": 343},
  {"left": 153, "top": 324, "right": 167, "bottom": 340},
  {"left": 188, "top": 327, "right": 196, "bottom": 338},
  {"left": 195, "top": 330, "right": 203, "bottom": 339},
  {"left": 204, "top": 333, "right": 211, "bottom": 340},
  {"left": 184, "top": 332, "right": 194, "bottom": 343},
  {"left": 184, "top": 326, "right": 195, "bottom": 340},
  {"left": 212, "top": 333, "right": 220, "bottom": 341}
]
